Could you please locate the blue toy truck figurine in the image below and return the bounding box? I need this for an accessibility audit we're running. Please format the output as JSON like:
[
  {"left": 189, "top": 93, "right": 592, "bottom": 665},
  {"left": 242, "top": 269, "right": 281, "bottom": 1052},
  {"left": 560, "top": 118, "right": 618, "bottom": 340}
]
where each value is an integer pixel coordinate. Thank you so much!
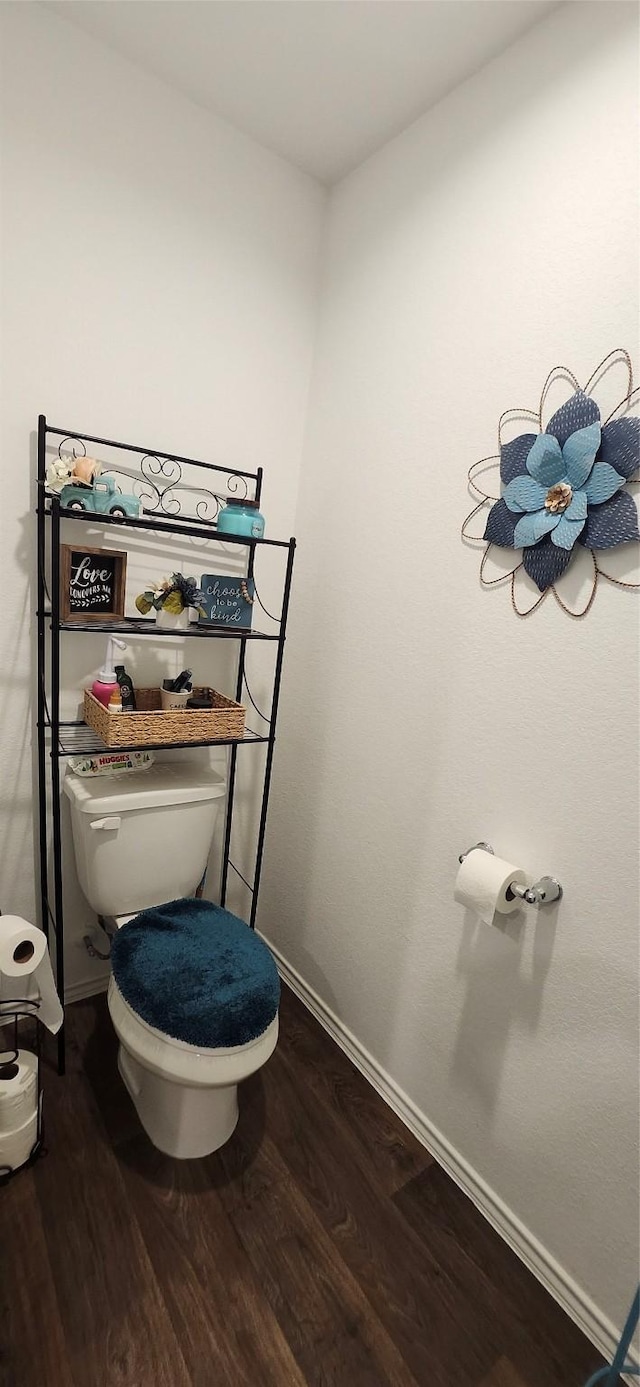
[{"left": 60, "top": 474, "right": 141, "bottom": 519}]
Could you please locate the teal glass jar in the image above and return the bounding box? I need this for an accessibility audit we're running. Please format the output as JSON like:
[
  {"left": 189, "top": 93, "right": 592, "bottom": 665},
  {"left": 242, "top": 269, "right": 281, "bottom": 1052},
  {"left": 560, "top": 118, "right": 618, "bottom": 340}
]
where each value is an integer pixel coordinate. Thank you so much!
[{"left": 217, "top": 497, "right": 265, "bottom": 539}]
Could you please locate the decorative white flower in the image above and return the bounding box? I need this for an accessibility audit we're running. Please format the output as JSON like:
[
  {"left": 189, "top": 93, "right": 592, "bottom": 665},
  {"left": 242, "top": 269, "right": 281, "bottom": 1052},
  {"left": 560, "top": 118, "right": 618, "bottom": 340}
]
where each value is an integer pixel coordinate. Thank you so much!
[{"left": 46, "top": 457, "right": 74, "bottom": 493}]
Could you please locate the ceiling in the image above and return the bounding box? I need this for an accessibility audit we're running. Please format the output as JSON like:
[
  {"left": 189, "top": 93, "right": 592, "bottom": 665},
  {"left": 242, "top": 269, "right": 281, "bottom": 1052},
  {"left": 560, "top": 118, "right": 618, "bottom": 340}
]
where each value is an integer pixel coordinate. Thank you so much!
[{"left": 49, "top": 0, "right": 561, "bottom": 184}]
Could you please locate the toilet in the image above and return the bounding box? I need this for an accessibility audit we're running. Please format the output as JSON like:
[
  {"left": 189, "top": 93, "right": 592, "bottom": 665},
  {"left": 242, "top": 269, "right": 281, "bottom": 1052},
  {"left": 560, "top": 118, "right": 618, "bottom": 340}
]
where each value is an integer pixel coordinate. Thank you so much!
[{"left": 64, "top": 762, "right": 280, "bottom": 1158}]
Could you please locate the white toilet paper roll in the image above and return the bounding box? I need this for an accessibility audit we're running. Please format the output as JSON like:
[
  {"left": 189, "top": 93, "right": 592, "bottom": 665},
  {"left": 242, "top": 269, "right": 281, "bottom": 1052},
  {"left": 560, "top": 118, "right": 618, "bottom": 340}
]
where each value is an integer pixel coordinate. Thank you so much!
[
  {"left": 0, "top": 1050, "right": 38, "bottom": 1135},
  {"left": 454, "top": 849, "right": 528, "bottom": 925},
  {"left": 0, "top": 917, "right": 63, "bottom": 1034},
  {"left": 0, "top": 1109, "right": 39, "bottom": 1174}
]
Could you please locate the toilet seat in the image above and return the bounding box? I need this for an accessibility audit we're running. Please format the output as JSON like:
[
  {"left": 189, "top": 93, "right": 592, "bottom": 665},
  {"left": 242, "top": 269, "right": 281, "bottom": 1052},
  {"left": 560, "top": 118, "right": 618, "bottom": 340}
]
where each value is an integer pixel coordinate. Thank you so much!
[{"left": 108, "top": 976, "right": 279, "bottom": 1087}]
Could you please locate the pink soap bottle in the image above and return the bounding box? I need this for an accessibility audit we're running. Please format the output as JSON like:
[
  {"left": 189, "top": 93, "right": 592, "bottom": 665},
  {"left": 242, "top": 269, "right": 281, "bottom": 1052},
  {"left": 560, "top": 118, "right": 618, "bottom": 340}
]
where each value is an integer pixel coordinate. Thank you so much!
[{"left": 92, "top": 637, "right": 127, "bottom": 707}]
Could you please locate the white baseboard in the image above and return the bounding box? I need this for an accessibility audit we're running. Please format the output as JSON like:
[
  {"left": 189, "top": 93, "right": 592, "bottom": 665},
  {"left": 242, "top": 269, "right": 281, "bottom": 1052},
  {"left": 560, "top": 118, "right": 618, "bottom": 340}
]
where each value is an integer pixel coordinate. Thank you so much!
[
  {"left": 261, "top": 932, "right": 633, "bottom": 1383},
  {"left": 65, "top": 975, "right": 109, "bottom": 1005}
]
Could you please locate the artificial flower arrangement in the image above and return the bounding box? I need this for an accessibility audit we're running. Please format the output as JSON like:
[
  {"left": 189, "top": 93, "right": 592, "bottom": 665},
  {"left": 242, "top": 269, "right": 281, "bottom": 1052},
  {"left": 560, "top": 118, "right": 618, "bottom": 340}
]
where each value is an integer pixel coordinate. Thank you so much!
[
  {"left": 135, "top": 573, "right": 206, "bottom": 618},
  {"left": 463, "top": 349, "right": 639, "bottom": 616},
  {"left": 46, "top": 454, "right": 101, "bottom": 491}
]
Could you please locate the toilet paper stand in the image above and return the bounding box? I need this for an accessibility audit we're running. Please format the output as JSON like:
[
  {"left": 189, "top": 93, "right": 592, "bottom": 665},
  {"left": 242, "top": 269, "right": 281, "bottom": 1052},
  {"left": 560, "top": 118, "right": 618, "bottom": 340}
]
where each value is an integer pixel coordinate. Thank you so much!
[
  {"left": 458, "top": 843, "right": 563, "bottom": 906},
  {"left": 0, "top": 1000, "right": 44, "bottom": 1186}
]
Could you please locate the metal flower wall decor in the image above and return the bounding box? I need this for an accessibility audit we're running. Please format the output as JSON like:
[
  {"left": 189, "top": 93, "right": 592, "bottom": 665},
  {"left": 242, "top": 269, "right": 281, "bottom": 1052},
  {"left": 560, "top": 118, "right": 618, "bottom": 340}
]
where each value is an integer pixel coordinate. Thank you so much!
[{"left": 462, "top": 350, "right": 640, "bottom": 616}]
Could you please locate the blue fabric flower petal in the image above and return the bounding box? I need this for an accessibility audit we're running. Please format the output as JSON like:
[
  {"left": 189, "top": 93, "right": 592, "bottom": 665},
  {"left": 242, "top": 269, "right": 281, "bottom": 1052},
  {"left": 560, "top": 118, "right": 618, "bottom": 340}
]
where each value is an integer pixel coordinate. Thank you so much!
[
  {"left": 551, "top": 515, "right": 587, "bottom": 549},
  {"left": 546, "top": 390, "right": 600, "bottom": 447},
  {"left": 583, "top": 461, "right": 626, "bottom": 505},
  {"left": 525, "top": 434, "right": 564, "bottom": 488},
  {"left": 483, "top": 498, "right": 517, "bottom": 547},
  {"left": 522, "top": 536, "right": 572, "bottom": 592},
  {"left": 500, "top": 433, "right": 537, "bottom": 485},
  {"left": 579, "top": 491, "right": 640, "bottom": 548},
  {"left": 562, "top": 422, "right": 601, "bottom": 489},
  {"left": 599, "top": 417, "right": 640, "bottom": 479},
  {"left": 563, "top": 490, "right": 588, "bottom": 521},
  {"left": 513, "top": 509, "right": 559, "bottom": 547},
  {"left": 503, "top": 474, "right": 547, "bottom": 514}
]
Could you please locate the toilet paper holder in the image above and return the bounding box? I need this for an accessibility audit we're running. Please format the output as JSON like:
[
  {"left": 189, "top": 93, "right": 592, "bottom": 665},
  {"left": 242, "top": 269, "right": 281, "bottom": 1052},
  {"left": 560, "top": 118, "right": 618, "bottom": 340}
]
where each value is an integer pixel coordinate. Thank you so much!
[
  {"left": 0, "top": 999, "right": 44, "bottom": 1185},
  {"left": 458, "top": 843, "right": 563, "bottom": 906}
]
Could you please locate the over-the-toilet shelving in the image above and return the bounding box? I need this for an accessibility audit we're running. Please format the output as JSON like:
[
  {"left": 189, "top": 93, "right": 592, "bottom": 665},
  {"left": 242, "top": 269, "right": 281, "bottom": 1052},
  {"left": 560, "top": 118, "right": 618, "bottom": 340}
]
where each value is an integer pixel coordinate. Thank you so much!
[{"left": 36, "top": 415, "right": 296, "bottom": 1075}]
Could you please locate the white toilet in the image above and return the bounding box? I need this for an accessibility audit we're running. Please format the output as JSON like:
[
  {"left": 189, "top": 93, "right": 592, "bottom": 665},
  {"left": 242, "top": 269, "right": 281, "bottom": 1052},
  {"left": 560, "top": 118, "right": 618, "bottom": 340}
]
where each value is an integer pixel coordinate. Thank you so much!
[{"left": 64, "top": 762, "right": 280, "bottom": 1158}]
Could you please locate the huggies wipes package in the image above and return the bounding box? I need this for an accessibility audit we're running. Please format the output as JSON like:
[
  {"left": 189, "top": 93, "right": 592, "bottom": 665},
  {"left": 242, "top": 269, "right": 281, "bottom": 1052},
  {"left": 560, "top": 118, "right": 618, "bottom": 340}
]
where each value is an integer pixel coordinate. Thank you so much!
[{"left": 69, "top": 751, "right": 155, "bottom": 777}]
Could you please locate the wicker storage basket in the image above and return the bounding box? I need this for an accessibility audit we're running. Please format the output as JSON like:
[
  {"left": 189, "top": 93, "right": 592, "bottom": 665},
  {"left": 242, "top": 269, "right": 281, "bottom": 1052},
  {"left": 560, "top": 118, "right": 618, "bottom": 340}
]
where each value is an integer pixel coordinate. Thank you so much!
[{"left": 83, "top": 687, "right": 246, "bottom": 748}]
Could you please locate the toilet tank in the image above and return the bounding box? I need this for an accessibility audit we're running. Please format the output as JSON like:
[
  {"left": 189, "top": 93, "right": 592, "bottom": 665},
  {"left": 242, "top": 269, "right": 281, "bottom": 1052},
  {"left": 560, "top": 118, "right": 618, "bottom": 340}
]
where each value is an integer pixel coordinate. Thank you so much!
[{"left": 64, "top": 762, "right": 226, "bottom": 917}]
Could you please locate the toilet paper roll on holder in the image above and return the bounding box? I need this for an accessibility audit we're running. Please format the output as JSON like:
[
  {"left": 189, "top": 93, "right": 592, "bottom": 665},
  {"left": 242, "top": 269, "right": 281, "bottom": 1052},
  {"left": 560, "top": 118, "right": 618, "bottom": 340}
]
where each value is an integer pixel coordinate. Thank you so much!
[{"left": 457, "top": 843, "right": 563, "bottom": 906}]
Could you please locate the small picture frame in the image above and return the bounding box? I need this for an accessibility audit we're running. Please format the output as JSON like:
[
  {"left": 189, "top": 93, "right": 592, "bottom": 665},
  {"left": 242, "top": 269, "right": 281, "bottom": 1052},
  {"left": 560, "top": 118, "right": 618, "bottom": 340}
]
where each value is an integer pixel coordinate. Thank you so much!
[
  {"left": 199, "top": 574, "right": 254, "bottom": 628},
  {"left": 60, "top": 545, "right": 127, "bottom": 623}
]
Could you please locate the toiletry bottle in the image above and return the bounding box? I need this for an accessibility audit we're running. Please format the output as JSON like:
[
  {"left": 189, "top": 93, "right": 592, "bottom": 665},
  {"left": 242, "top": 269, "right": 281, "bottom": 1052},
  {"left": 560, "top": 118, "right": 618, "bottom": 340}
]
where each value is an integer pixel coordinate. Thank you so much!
[
  {"left": 92, "top": 637, "right": 127, "bottom": 707},
  {"left": 108, "top": 687, "right": 122, "bottom": 713},
  {"left": 115, "top": 664, "right": 136, "bottom": 711}
]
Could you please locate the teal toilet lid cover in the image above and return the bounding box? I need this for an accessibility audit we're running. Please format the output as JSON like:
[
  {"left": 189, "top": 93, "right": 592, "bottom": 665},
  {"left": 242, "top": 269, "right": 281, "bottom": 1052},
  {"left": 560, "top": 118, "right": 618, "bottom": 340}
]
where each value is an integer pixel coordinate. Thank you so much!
[{"left": 110, "top": 898, "right": 279, "bottom": 1049}]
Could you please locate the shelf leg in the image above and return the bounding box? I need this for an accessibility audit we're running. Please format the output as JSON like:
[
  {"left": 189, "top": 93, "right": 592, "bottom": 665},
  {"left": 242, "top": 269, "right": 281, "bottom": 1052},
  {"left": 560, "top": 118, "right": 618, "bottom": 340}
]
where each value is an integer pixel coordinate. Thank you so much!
[
  {"left": 36, "top": 416, "right": 50, "bottom": 945},
  {"left": 249, "top": 538, "right": 295, "bottom": 929},
  {"left": 50, "top": 500, "right": 65, "bottom": 1075}
]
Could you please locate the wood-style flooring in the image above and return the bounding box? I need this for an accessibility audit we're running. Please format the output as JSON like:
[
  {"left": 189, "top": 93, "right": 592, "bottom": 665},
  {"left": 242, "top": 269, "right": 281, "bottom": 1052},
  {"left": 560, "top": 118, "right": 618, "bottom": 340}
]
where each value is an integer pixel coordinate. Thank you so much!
[{"left": 1, "top": 985, "right": 604, "bottom": 1386}]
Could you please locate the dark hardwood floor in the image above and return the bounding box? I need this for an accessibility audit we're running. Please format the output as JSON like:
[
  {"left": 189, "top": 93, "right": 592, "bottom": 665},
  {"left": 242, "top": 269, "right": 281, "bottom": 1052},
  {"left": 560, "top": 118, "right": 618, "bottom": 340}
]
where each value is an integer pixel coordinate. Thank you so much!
[{"left": 1, "top": 984, "right": 604, "bottom": 1387}]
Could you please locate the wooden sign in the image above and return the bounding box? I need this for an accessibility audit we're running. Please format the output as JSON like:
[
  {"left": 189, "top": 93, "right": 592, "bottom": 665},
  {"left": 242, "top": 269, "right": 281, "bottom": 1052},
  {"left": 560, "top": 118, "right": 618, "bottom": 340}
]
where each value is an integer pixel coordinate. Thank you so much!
[
  {"left": 60, "top": 545, "right": 127, "bottom": 623},
  {"left": 199, "top": 574, "right": 254, "bottom": 628}
]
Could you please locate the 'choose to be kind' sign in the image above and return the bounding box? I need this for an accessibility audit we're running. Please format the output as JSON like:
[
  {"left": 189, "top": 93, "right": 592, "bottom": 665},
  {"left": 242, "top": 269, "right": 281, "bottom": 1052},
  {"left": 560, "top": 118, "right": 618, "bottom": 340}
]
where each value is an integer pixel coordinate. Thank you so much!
[{"left": 200, "top": 575, "right": 255, "bottom": 628}]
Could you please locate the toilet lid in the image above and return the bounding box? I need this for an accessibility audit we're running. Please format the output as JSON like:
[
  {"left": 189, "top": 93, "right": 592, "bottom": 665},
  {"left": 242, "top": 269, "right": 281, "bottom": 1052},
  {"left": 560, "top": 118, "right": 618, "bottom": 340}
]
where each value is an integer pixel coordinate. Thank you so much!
[{"left": 110, "top": 899, "right": 280, "bottom": 1050}]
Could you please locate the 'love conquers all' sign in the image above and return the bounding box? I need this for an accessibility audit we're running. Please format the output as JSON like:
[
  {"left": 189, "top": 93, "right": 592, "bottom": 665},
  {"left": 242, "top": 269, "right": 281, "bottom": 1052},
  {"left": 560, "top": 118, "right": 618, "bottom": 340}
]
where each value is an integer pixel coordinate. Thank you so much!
[{"left": 60, "top": 545, "right": 127, "bottom": 623}]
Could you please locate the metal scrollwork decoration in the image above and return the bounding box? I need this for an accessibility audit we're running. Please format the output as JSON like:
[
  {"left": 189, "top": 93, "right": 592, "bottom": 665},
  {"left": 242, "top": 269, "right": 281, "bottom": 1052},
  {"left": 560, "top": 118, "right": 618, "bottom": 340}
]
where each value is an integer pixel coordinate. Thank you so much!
[
  {"left": 134, "top": 455, "right": 186, "bottom": 518},
  {"left": 195, "top": 469, "right": 246, "bottom": 522},
  {"left": 132, "top": 454, "right": 250, "bottom": 524},
  {"left": 58, "top": 436, "right": 86, "bottom": 462},
  {"left": 47, "top": 434, "right": 256, "bottom": 526},
  {"left": 462, "top": 349, "right": 640, "bottom": 616}
]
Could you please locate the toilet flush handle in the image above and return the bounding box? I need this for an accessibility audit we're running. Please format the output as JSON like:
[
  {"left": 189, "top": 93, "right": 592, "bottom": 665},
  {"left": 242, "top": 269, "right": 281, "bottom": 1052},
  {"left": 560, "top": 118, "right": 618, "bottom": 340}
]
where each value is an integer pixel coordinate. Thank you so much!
[{"left": 89, "top": 816, "right": 121, "bottom": 831}]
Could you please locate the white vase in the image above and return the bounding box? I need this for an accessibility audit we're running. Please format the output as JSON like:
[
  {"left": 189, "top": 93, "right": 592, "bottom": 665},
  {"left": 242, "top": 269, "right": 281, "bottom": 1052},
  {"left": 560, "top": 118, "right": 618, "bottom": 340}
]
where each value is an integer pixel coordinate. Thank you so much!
[{"left": 156, "top": 606, "right": 190, "bottom": 631}]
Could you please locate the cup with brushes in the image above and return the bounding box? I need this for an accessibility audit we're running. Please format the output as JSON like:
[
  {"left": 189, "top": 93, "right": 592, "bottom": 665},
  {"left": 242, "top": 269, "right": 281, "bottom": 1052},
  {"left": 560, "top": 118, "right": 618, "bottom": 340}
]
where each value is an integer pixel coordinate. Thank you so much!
[
  {"left": 161, "top": 669, "right": 193, "bottom": 709},
  {"left": 160, "top": 673, "right": 215, "bottom": 710}
]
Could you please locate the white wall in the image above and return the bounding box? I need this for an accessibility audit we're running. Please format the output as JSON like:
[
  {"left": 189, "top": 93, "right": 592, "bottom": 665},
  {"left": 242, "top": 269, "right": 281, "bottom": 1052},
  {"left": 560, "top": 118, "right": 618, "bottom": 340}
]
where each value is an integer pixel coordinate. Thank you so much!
[
  {"left": 0, "top": 2, "right": 324, "bottom": 991},
  {"left": 260, "top": 0, "right": 640, "bottom": 1344}
]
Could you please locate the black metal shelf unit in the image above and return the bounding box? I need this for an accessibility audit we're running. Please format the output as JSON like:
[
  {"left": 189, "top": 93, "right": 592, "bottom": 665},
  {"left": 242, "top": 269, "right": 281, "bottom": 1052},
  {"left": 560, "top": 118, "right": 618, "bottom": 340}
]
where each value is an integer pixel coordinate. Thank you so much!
[{"left": 36, "top": 415, "right": 295, "bottom": 1075}]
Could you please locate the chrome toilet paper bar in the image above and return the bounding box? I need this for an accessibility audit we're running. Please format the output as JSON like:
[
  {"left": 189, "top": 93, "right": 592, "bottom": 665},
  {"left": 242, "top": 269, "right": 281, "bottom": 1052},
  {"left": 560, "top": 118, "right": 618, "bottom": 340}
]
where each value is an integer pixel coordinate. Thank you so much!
[{"left": 457, "top": 843, "right": 562, "bottom": 906}]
